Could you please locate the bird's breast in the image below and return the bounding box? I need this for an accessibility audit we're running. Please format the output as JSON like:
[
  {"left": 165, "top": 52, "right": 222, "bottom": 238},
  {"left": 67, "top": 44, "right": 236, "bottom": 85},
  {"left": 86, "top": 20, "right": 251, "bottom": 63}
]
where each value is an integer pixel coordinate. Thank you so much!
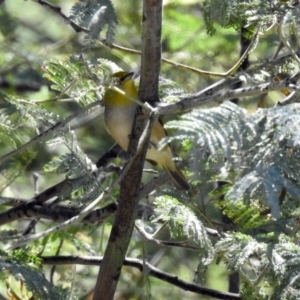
[{"left": 104, "top": 105, "right": 136, "bottom": 150}]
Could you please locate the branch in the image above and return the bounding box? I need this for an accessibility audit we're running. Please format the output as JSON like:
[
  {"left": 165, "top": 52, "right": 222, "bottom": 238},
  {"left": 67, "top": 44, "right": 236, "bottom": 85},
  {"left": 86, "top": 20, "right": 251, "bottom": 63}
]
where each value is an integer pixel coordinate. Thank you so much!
[
  {"left": 0, "top": 162, "right": 175, "bottom": 226},
  {"left": 0, "top": 77, "right": 42, "bottom": 92},
  {"left": 6, "top": 187, "right": 108, "bottom": 249},
  {"left": 0, "top": 197, "right": 117, "bottom": 225},
  {"left": 135, "top": 224, "right": 219, "bottom": 250},
  {"left": 138, "top": 0, "right": 162, "bottom": 105},
  {"left": 5, "top": 126, "right": 157, "bottom": 249},
  {"left": 93, "top": 1, "right": 163, "bottom": 298},
  {"left": 95, "top": 143, "right": 121, "bottom": 168},
  {"left": 41, "top": 255, "right": 241, "bottom": 300},
  {"left": 157, "top": 81, "right": 300, "bottom": 116},
  {"left": 0, "top": 146, "right": 121, "bottom": 226},
  {"left": 32, "top": 0, "right": 300, "bottom": 82},
  {"left": 0, "top": 179, "right": 75, "bottom": 226},
  {"left": 93, "top": 110, "right": 157, "bottom": 299},
  {"left": 33, "top": 0, "right": 89, "bottom": 33}
]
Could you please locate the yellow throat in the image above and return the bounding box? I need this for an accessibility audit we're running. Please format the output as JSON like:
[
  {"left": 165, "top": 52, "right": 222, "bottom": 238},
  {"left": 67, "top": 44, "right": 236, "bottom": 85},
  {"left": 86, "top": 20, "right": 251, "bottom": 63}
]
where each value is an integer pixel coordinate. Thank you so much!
[{"left": 104, "top": 72, "right": 137, "bottom": 107}]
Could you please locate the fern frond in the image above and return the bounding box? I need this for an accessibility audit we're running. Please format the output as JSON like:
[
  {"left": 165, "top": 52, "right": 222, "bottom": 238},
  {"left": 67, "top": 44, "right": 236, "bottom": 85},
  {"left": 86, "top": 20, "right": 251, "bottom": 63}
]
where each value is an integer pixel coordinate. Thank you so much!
[
  {"left": 43, "top": 57, "right": 120, "bottom": 105},
  {"left": 203, "top": 0, "right": 291, "bottom": 35},
  {"left": 158, "top": 76, "right": 186, "bottom": 104},
  {"left": 0, "top": 249, "right": 67, "bottom": 299},
  {"left": 216, "top": 232, "right": 300, "bottom": 298},
  {"left": 268, "top": 237, "right": 300, "bottom": 299},
  {"left": 167, "top": 102, "right": 300, "bottom": 217},
  {"left": 0, "top": 94, "right": 60, "bottom": 188},
  {"left": 153, "top": 196, "right": 213, "bottom": 261},
  {"left": 215, "top": 199, "right": 266, "bottom": 232},
  {"left": 240, "top": 281, "right": 266, "bottom": 300},
  {"left": 44, "top": 131, "right": 106, "bottom": 205},
  {"left": 0, "top": 95, "right": 58, "bottom": 146}
]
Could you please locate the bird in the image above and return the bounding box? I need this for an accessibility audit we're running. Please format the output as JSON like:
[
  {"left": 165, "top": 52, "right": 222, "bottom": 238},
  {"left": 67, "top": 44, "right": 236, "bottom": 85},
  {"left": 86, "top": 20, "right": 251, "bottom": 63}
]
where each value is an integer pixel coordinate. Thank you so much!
[{"left": 103, "top": 71, "right": 190, "bottom": 190}]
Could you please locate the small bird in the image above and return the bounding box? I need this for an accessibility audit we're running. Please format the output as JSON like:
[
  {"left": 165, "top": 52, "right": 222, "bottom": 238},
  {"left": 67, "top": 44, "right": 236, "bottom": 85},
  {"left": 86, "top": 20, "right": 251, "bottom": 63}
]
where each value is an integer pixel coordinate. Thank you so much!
[{"left": 103, "top": 71, "right": 190, "bottom": 190}]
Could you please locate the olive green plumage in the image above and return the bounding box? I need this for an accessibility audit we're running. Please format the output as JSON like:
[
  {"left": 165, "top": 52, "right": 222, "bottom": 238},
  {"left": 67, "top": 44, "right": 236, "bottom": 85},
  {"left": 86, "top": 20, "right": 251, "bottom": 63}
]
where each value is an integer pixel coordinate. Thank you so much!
[{"left": 103, "top": 71, "right": 190, "bottom": 190}]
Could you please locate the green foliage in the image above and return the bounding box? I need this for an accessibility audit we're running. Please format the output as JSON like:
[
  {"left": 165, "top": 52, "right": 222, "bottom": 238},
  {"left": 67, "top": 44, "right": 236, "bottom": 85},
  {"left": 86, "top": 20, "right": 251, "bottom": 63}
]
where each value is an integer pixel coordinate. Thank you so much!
[
  {"left": 44, "top": 132, "right": 94, "bottom": 178},
  {"left": 215, "top": 198, "right": 267, "bottom": 232},
  {"left": 203, "top": 0, "right": 290, "bottom": 35},
  {"left": 0, "top": 94, "right": 58, "bottom": 145},
  {"left": 44, "top": 136, "right": 109, "bottom": 205},
  {"left": 44, "top": 58, "right": 100, "bottom": 105},
  {"left": 167, "top": 102, "right": 300, "bottom": 218},
  {"left": 2, "top": 0, "right": 300, "bottom": 299},
  {"left": 70, "top": 0, "right": 118, "bottom": 44},
  {"left": 43, "top": 57, "right": 122, "bottom": 104},
  {"left": 0, "top": 149, "right": 37, "bottom": 192},
  {"left": 0, "top": 248, "right": 68, "bottom": 299},
  {"left": 0, "top": 93, "right": 59, "bottom": 191},
  {"left": 215, "top": 234, "right": 300, "bottom": 299},
  {"left": 158, "top": 76, "right": 186, "bottom": 103},
  {"left": 154, "top": 196, "right": 213, "bottom": 260}
]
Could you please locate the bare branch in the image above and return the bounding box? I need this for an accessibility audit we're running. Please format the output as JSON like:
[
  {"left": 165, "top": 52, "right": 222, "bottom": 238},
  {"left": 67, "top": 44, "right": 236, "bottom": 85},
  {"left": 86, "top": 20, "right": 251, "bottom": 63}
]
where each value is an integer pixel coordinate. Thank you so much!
[
  {"left": 157, "top": 81, "right": 300, "bottom": 116},
  {"left": 41, "top": 255, "right": 241, "bottom": 300},
  {"left": 6, "top": 188, "right": 108, "bottom": 249},
  {"left": 0, "top": 197, "right": 117, "bottom": 225}
]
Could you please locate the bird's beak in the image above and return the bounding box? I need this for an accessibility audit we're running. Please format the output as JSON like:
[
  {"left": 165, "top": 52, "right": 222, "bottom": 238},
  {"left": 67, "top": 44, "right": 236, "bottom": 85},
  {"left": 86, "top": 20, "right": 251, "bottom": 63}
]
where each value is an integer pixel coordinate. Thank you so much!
[{"left": 120, "top": 72, "right": 135, "bottom": 82}]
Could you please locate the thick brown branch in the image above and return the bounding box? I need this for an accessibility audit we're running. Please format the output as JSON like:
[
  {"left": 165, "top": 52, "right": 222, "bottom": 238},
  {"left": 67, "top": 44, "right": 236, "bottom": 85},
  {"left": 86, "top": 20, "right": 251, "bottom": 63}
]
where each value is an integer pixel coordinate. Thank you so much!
[
  {"left": 93, "top": 111, "right": 156, "bottom": 299},
  {"left": 96, "top": 143, "right": 121, "bottom": 168},
  {"left": 26, "top": 202, "right": 117, "bottom": 223},
  {"left": 93, "top": 1, "right": 163, "bottom": 298},
  {"left": 139, "top": 0, "right": 162, "bottom": 106},
  {"left": 0, "top": 169, "right": 168, "bottom": 226}
]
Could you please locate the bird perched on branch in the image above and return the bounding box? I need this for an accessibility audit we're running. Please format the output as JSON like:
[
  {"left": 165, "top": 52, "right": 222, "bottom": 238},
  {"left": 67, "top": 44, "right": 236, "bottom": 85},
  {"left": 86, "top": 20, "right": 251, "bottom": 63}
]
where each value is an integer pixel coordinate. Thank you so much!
[{"left": 103, "top": 71, "right": 190, "bottom": 190}]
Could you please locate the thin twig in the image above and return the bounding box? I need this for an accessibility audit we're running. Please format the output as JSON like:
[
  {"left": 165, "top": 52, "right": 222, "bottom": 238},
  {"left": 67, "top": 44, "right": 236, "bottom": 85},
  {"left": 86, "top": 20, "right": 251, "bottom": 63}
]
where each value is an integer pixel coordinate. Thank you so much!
[
  {"left": 0, "top": 101, "right": 100, "bottom": 165},
  {"left": 32, "top": 0, "right": 257, "bottom": 79},
  {"left": 50, "top": 239, "right": 64, "bottom": 284},
  {"left": 135, "top": 224, "right": 209, "bottom": 251},
  {"left": 33, "top": 0, "right": 89, "bottom": 33}
]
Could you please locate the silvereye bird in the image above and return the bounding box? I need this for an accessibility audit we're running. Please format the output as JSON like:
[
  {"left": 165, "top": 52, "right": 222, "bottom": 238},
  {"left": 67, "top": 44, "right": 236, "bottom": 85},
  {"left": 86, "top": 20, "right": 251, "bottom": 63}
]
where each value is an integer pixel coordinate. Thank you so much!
[{"left": 103, "top": 71, "right": 190, "bottom": 190}]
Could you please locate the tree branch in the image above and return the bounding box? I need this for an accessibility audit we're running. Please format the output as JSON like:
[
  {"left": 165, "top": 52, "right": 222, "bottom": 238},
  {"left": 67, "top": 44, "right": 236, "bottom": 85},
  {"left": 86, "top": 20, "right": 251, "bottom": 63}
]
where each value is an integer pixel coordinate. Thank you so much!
[
  {"left": 93, "top": 110, "right": 157, "bottom": 299},
  {"left": 139, "top": 0, "right": 162, "bottom": 106},
  {"left": 41, "top": 255, "right": 241, "bottom": 300},
  {"left": 157, "top": 81, "right": 300, "bottom": 116},
  {"left": 0, "top": 145, "right": 121, "bottom": 226},
  {"left": 93, "top": 1, "right": 163, "bottom": 298},
  {"left": 6, "top": 188, "right": 108, "bottom": 249},
  {"left": 0, "top": 198, "right": 117, "bottom": 225},
  {"left": 0, "top": 163, "right": 175, "bottom": 226},
  {"left": 33, "top": 0, "right": 89, "bottom": 33}
]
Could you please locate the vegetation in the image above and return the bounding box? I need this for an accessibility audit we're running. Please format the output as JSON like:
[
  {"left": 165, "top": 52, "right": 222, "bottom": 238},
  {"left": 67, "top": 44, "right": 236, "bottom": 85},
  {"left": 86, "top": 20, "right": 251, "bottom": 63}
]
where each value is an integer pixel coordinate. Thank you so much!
[{"left": 1, "top": 0, "right": 300, "bottom": 299}]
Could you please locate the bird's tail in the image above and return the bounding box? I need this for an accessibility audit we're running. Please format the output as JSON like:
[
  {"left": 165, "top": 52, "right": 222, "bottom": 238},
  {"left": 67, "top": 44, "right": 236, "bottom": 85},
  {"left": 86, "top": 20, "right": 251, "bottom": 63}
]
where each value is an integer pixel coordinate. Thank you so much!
[{"left": 164, "top": 165, "right": 190, "bottom": 191}]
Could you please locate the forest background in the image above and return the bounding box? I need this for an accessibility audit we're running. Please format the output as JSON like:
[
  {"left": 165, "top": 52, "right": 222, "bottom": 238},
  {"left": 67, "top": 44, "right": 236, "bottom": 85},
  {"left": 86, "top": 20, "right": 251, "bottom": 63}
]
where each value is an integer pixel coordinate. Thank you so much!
[{"left": 1, "top": 0, "right": 300, "bottom": 299}]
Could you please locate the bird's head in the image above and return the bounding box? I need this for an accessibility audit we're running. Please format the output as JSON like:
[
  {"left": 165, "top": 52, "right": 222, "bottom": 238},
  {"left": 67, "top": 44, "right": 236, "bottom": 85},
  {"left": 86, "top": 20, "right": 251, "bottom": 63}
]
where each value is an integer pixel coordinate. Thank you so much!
[{"left": 104, "top": 71, "right": 137, "bottom": 107}]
